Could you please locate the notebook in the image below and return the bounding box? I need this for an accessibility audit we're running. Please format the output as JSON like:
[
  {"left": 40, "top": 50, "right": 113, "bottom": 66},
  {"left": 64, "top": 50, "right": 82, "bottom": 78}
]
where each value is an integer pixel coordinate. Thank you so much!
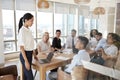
[{"left": 39, "top": 52, "right": 54, "bottom": 64}]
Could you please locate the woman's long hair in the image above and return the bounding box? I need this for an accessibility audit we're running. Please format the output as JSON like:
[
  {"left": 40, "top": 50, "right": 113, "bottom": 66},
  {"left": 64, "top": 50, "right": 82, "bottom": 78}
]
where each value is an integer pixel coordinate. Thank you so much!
[
  {"left": 108, "top": 33, "right": 120, "bottom": 50},
  {"left": 90, "top": 29, "right": 98, "bottom": 37},
  {"left": 18, "top": 13, "right": 33, "bottom": 33}
]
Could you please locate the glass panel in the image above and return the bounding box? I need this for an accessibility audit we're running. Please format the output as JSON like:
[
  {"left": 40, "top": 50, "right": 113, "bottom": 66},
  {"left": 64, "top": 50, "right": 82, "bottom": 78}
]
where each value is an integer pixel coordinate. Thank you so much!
[
  {"left": 68, "top": 14, "right": 74, "bottom": 35},
  {"left": 61, "top": 37, "right": 66, "bottom": 47},
  {"left": 84, "top": 18, "right": 90, "bottom": 36},
  {"left": 37, "top": 12, "right": 53, "bottom": 38},
  {"left": 49, "top": 38, "right": 52, "bottom": 45},
  {"left": 16, "top": 10, "right": 36, "bottom": 38},
  {"left": 79, "top": 16, "right": 84, "bottom": 35},
  {"left": 2, "top": 10, "right": 15, "bottom": 40},
  {"left": 54, "top": 14, "right": 67, "bottom": 36},
  {"left": 16, "top": 41, "right": 20, "bottom": 52},
  {"left": 4, "top": 42, "right": 16, "bottom": 53},
  {"left": 90, "top": 19, "right": 97, "bottom": 29}
]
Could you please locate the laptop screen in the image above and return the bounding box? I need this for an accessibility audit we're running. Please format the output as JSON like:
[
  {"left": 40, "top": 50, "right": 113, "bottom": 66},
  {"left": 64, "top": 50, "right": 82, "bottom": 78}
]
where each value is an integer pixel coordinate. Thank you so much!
[{"left": 47, "top": 52, "right": 54, "bottom": 61}]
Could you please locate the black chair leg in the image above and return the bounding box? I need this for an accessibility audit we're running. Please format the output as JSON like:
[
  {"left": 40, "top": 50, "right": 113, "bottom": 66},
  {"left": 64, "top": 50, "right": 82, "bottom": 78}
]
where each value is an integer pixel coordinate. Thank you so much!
[{"left": 33, "top": 70, "right": 37, "bottom": 80}]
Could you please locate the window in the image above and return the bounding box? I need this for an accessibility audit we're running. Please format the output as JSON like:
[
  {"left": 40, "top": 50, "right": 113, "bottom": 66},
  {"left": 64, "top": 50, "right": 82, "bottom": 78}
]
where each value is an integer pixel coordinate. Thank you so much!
[
  {"left": 2, "top": 10, "right": 15, "bottom": 40},
  {"left": 1, "top": 1, "right": 99, "bottom": 54},
  {"left": 67, "top": 5, "right": 77, "bottom": 35},
  {"left": 68, "top": 14, "right": 74, "bottom": 34},
  {"left": 61, "top": 37, "right": 66, "bottom": 46},
  {"left": 90, "top": 19, "right": 98, "bottom": 29},
  {"left": 2, "top": 0, "right": 15, "bottom": 53},
  {"left": 84, "top": 18, "right": 90, "bottom": 35},
  {"left": 4, "top": 42, "right": 16, "bottom": 53},
  {"left": 78, "top": 16, "right": 84, "bottom": 35},
  {"left": 54, "top": 3, "right": 69, "bottom": 36},
  {"left": 37, "top": 12, "right": 53, "bottom": 38},
  {"left": 54, "top": 14, "right": 67, "bottom": 36}
]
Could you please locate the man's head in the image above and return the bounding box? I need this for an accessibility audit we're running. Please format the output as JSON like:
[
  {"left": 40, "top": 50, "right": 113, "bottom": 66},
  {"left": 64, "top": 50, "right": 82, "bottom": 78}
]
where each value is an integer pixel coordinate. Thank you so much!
[
  {"left": 75, "top": 36, "right": 89, "bottom": 49},
  {"left": 95, "top": 32, "right": 102, "bottom": 41},
  {"left": 71, "top": 29, "right": 76, "bottom": 37},
  {"left": 56, "top": 29, "right": 61, "bottom": 38}
]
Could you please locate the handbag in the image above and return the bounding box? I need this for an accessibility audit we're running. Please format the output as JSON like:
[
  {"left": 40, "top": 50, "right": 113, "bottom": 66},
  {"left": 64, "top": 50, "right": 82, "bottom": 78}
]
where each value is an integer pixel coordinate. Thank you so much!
[{"left": 90, "top": 54, "right": 105, "bottom": 65}]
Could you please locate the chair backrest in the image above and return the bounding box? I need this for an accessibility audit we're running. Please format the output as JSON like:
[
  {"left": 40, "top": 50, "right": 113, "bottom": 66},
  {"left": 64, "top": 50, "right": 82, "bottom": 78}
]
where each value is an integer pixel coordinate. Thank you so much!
[
  {"left": 71, "top": 66, "right": 88, "bottom": 80},
  {"left": 114, "top": 50, "right": 120, "bottom": 70},
  {"left": 57, "top": 67, "right": 71, "bottom": 80},
  {"left": 0, "top": 75, "right": 15, "bottom": 80},
  {"left": 0, "top": 65, "right": 18, "bottom": 80}
]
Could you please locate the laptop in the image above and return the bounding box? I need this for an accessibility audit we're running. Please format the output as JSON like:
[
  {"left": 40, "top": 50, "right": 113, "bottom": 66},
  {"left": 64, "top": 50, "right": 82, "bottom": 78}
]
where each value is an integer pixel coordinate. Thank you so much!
[{"left": 39, "top": 52, "right": 54, "bottom": 64}]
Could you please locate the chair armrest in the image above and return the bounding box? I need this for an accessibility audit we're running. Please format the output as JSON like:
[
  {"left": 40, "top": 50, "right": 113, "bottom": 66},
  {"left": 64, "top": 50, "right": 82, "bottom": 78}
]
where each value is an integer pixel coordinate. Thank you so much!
[
  {"left": 0, "top": 75, "right": 14, "bottom": 80},
  {"left": 71, "top": 66, "right": 88, "bottom": 80},
  {"left": 0, "top": 65, "right": 18, "bottom": 77}
]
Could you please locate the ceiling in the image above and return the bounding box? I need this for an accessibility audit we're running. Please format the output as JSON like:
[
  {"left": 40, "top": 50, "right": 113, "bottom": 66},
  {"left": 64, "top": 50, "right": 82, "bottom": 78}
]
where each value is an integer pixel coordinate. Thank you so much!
[{"left": 48, "top": 0, "right": 116, "bottom": 8}]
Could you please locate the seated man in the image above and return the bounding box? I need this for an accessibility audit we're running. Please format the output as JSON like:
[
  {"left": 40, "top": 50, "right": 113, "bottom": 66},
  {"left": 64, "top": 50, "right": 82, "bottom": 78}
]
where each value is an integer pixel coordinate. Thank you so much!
[
  {"left": 51, "top": 29, "right": 62, "bottom": 51},
  {"left": 65, "top": 36, "right": 90, "bottom": 73},
  {"left": 66, "top": 29, "right": 78, "bottom": 53},
  {"left": 87, "top": 32, "right": 106, "bottom": 55},
  {"left": 94, "top": 32, "right": 106, "bottom": 51},
  {"left": 49, "top": 30, "right": 62, "bottom": 80}
]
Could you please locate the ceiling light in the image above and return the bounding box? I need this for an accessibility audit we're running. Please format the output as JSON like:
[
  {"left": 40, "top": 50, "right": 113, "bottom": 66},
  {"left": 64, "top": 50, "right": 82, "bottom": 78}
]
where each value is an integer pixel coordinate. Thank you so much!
[
  {"left": 38, "top": 0, "right": 49, "bottom": 8},
  {"left": 93, "top": 7, "right": 105, "bottom": 15}
]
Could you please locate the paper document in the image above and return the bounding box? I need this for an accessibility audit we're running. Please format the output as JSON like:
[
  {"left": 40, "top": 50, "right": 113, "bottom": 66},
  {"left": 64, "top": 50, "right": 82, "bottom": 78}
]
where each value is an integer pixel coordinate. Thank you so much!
[
  {"left": 62, "top": 49, "right": 72, "bottom": 54},
  {"left": 55, "top": 56, "right": 70, "bottom": 60}
]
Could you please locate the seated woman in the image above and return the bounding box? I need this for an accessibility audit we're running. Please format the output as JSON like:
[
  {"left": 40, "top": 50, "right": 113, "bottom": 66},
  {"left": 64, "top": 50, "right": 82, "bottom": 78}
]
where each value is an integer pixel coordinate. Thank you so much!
[
  {"left": 89, "top": 29, "right": 98, "bottom": 49},
  {"left": 100, "top": 33, "right": 119, "bottom": 67},
  {"left": 37, "top": 32, "right": 51, "bottom": 55}
]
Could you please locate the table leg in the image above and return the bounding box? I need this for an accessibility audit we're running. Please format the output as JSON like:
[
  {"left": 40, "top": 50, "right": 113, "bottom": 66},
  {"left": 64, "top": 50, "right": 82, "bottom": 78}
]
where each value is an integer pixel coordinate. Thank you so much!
[
  {"left": 40, "top": 67, "right": 46, "bottom": 80},
  {"left": 20, "top": 62, "right": 23, "bottom": 80}
]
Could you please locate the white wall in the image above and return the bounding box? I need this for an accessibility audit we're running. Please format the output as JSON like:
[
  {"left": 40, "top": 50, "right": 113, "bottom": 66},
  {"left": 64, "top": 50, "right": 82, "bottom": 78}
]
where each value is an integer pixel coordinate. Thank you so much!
[
  {"left": 117, "top": 0, "right": 120, "bottom": 3},
  {"left": 0, "top": 0, "right": 5, "bottom": 65}
]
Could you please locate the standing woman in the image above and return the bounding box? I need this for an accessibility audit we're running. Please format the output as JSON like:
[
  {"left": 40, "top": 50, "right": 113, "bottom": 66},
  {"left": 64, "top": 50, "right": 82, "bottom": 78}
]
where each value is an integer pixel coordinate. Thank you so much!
[{"left": 18, "top": 13, "right": 37, "bottom": 80}]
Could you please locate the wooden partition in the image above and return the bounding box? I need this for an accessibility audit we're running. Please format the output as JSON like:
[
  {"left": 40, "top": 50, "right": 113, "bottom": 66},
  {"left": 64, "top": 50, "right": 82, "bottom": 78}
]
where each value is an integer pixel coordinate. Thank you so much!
[{"left": 115, "top": 3, "right": 120, "bottom": 35}]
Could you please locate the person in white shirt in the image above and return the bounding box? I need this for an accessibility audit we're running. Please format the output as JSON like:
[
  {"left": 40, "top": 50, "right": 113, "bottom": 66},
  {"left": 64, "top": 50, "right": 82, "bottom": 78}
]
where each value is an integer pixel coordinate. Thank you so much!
[
  {"left": 94, "top": 32, "right": 106, "bottom": 51},
  {"left": 101, "top": 33, "right": 119, "bottom": 62},
  {"left": 66, "top": 29, "right": 78, "bottom": 53},
  {"left": 37, "top": 32, "right": 51, "bottom": 54},
  {"left": 18, "top": 13, "right": 38, "bottom": 80},
  {"left": 89, "top": 29, "right": 98, "bottom": 49},
  {"left": 65, "top": 36, "right": 90, "bottom": 73},
  {"left": 66, "top": 29, "right": 77, "bottom": 48}
]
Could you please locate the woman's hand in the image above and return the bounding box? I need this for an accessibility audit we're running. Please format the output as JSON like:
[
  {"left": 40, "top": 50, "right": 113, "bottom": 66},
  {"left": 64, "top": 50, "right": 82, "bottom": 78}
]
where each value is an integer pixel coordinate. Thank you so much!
[
  {"left": 34, "top": 56, "right": 38, "bottom": 61},
  {"left": 25, "top": 60, "right": 30, "bottom": 70},
  {"left": 100, "top": 48, "right": 107, "bottom": 60},
  {"left": 33, "top": 49, "right": 38, "bottom": 61}
]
